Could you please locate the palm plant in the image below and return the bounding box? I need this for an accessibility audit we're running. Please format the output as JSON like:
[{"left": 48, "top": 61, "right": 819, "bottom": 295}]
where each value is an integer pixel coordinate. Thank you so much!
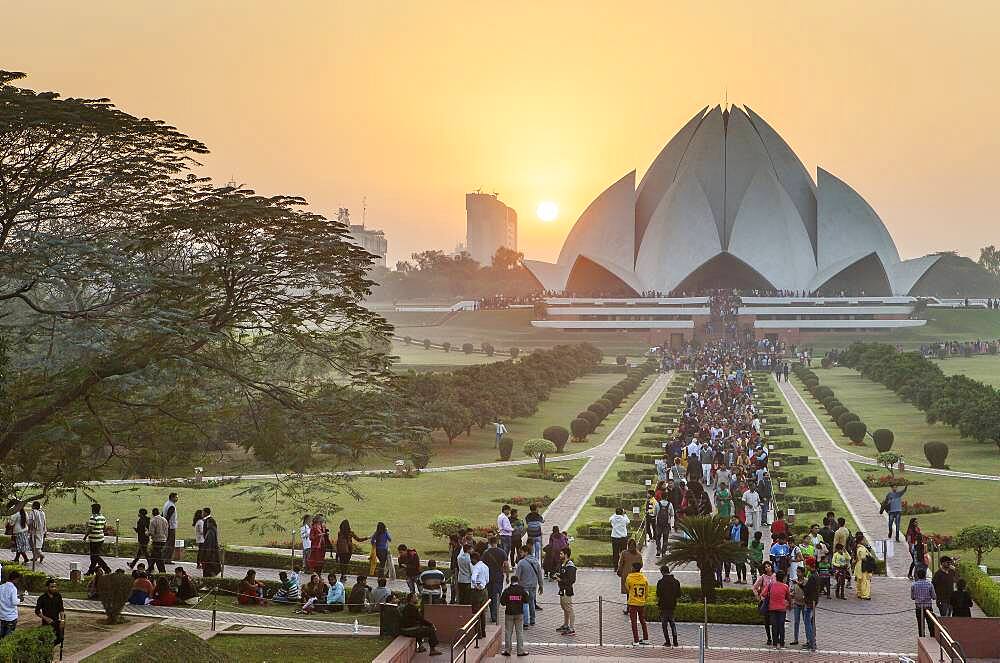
[{"left": 660, "top": 515, "right": 749, "bottom": 603}]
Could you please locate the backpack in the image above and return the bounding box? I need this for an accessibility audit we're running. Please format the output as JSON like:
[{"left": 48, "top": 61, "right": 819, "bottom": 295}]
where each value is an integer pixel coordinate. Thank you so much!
[{"left": 861, "top": 553, "right": 877, "bottom": 574}]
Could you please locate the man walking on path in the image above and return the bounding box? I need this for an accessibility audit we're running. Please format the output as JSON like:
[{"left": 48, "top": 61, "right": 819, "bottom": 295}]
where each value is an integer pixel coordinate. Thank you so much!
[
  {"left": 498, "top": 575, "right": 528, "bottom": 657},
  {"left": 148, "top": 507, "right": 169, "bottom": 573},
  {"left": 625, "top": 561, "right": 650, "bottom": 646},
  {"left": 84, "top": 504, "right": 111, "bottom": 576},
  {"left": 882, "top": 485, "right": 907, "bottom": 541},
  {"left": 29, "top": 501, "right": 46, "bottom": 566},
  {"left": 163, "top": 492, "right": 179, "bottom": 563},
  {"left": 932, "top": 556, "right": 956, "bottom": 618},
  {"left": 513, "top": 545, "right": 543, "bottom": 627},
  {"left": 656, "top": 566, "right": 680, "bottom": 646},
  {"left": 555, "top": 548, "right": 576, "bottom": 636}
]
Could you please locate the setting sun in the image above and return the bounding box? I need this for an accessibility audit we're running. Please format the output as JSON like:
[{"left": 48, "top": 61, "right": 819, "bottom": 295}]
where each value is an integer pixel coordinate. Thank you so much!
[{"left": 536, "top": 200, "right": 559, "bottom": 222}]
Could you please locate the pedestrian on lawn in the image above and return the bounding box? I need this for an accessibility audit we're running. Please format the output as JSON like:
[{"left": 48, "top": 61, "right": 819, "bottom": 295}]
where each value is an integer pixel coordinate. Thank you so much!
[
  {"left": 128, "top": 508, "right": 150, "bottom": 570},
  {"left": 334, "top": 518, "right": 364, "bottom": 578},
  {"left": 201, "top": 510, "right": 222, "bottom": 578},
  {"left": 162, "top": 492, "right": 179, "bottom": 564}
]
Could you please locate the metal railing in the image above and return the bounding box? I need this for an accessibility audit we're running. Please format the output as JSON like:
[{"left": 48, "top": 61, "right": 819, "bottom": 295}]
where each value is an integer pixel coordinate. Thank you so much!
[
  {"left": 924, "top": 609, "right": 967, "bottom": 663},
  {"left": 450, "top": 598, "right": 491, "bottom": 663}
]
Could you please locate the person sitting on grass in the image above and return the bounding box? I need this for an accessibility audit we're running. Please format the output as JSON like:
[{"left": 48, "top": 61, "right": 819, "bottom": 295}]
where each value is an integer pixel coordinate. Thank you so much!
[
  {"left": 399, "top": 592, "right": 443, "bottom": 657},
  {"left": 370, "top": 576, "right": 392, "bottom": 612},
  {"left": 326, "top": 574, "right": 346, "bottom": 612},
  {"left": 173, "top": 567, "right": 197, "bottom": 604},
  {"left": 273, "top": 570, "right": 302, "bottom": 604},
  {"left": 151, "top": 576, "right": 177, "bottom": 607},
  {"left": 348, "top": 575, "right": 371, "bottom": 613},
  {"left": 128, "top": 572, "right": 154, "bottom": 605},
  {"left": 237, "top": 570, "right": 266, "bottom": 606},
  {"left": 300, "top": 574, "right": 329, "bottom": 614}
]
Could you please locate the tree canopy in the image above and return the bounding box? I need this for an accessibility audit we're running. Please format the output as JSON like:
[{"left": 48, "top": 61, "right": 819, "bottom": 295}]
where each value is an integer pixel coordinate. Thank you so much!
[{"left": 0, "top": 71, "right": 415, "bottom": 512}]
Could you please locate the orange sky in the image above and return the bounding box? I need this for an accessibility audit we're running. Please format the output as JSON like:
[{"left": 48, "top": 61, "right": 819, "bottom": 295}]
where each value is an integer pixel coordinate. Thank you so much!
[{"left": 3, "top": 1, "right": 998, "bottom": 264}]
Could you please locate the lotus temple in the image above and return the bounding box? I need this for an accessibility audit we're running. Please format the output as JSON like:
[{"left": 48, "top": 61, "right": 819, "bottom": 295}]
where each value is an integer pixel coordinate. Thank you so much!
[{"left": 525, "top": 105, "right": 998, "bottom": 342}]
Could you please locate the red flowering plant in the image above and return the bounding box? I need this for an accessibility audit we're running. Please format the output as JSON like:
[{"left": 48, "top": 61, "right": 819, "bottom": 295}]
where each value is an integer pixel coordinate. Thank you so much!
[{"left": 901, "top": 500, "right": 944, "bottom": 515}]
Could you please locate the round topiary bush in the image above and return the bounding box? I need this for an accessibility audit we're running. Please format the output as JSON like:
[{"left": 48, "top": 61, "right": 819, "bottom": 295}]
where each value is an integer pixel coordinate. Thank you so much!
[
  {"left": 820, "top": 357, "right": 832, "bottom": 368},
  {"left": 423, "top": 339, "right": 431, "bottom": 350},
  {"left": 837, "top": 411, "right": 859, "bottom": 430},
  {"left": 826, "top": 399, "right": 843, "bottom": 412},
  {"left": 570, "top": 418, "right": 591, "bottom": 442},
  {"left": 596, "top": 398, "right": 614, "bottom": 413},
  {"left": 509, "top": 347, "right": 520, "bottom": 359},
  {"left": 616, "top": 355, "right": 627, "bottom": 366},
  {"left": 411, "top": 452, "right": 431, "bottom": 469},
  {"left": 442, "top": 341, "right": 451, "bottom": 352},
  {"left": 607, "top": 387, "right": 625, "bottom": 402},
  {"left": 872, "top": 429, "right": 895, "bottom": 453},
  {"left": 923, "top": 441, "right": 949, "bottom": 469},
  {"left": 820, "top": 396, "right": 837, "bottom": 409},
  {"left": 462, "top": 342, "right": 474, "bottom": 354},
  {"left": 578, "top": 411, "right": 599, "bottom": 429},
  {"left": 543, "top": 425, "right": 571, "bottom": 452},
  {"left": 829, "top": 405, "right": 847, "bottom": 421},
  {"left": 814, "top": 386, "right": 834, "bottom": 401},
  {"left": 481, "top": 342, "right": 495, "bottom": 357},
  {"left": 404, "top": 336, "right": 412, "bottom": 345},
  {"left": 498, "top": 437, "right": 514, "bottom": 461},
  {"left": 803, "top": 377, "right": 820, "bottom": 390},
  {"left": 587, "top": 402, "right": 609, "bottom": 421},
  {"left": 843, "top": 420, "right": 868, "bottom": 444}
]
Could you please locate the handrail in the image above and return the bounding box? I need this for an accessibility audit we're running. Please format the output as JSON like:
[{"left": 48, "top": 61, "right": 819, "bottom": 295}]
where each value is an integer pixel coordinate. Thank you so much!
[
  {"left": 450, "top": 598, "right": 491, "bottom": 663},
  {"left": 924, "top": 609, "right": 967, "bottom": 663}
]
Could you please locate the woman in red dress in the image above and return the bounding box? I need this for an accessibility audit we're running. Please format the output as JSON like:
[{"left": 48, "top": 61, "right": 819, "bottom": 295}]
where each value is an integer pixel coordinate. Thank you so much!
[{"left": 308, "top": 515, "right": 329, "bottom": 573}]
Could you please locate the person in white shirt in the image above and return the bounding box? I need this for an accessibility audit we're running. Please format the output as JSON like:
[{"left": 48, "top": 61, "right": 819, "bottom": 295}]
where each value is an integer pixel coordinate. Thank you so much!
[
  {"left": 162, "top": 493, "right": 179, "bottom": 564},
  {"left": 609, "top": 508, "right": 631, "bottom": 571},
  {"left": 193, "top": 509, "right": 205, "bottom": 569},
  {"left": 686, "top": 438, "right": 701, "bottom": 461},
  {"left": 299, "top": 514, "right": 312, "bottom": 560},
  {"left": 0, "top": 571, "right": 20, "bottom": 637},
  {"left": 742, "top": 485, "right": 761, "bottom": 533},
  {"left": 497, "top": 506, "right": 513, "bottom": 555},
  {"left": 29, "top": 502, "right": 46, "bottom": 564},
  {"left": 469, "top": 551, "right": 491, "bottom": 636},
  {"left": 494, "top": 420, "right": 508, "bottom": 448}
]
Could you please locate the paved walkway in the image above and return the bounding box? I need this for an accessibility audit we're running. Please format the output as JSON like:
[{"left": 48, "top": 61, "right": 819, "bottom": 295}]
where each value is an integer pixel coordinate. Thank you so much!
[
  {"left": 543, "top": 372, "right": 674, "bottom": 530},
  {"left": 777, "top": 380, "right": 912, "bottom": 578}
]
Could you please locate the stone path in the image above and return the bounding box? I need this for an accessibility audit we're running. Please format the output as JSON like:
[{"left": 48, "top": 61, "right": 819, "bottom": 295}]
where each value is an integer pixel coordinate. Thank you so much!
[
  {"left": 776, "top": 380, "right": 912, "bottom": 578},
  {"left": 543, "top": 372, "right": 674, "bottom": 531}
]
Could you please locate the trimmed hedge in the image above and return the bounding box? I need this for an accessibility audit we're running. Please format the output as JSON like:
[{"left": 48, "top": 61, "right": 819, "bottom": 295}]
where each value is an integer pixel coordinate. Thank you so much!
[
  {"left": 872, "top": 429, "right": 895, "bottom": 452},
  {"left": 844, "top": 420, "right": 868, "bottom": 444},
  {"left": 924, "top": 441, "right": 949, "bottom": 469},
  {"left": 0, "top": 626, "right": 56, "bottom": 662},
  {"left": 958, "top": 561, "right": 999, "bottom": 616},
  {"left": 837, "top": 412, "right": 859, "bottom": 429}
]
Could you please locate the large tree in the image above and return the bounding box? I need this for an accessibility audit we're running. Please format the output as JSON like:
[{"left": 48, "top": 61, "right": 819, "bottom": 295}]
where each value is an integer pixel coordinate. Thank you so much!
[{"left": 0, "top": 71, "right": 413, "bottom": 513}]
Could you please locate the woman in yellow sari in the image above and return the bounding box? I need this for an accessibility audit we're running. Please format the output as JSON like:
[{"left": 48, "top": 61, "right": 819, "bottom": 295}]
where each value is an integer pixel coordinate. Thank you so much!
[{"left": 853, "top": 533, "right": 874, "bottom": 600}]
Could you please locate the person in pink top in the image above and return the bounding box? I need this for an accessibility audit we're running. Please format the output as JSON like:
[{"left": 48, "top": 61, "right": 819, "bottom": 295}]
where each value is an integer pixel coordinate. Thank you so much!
[
  {"left": 752, "top": 561, "right": 777, "bottom": 645},
  {"left": 765, "top": 570, "right": 791, "bottom": 648}
]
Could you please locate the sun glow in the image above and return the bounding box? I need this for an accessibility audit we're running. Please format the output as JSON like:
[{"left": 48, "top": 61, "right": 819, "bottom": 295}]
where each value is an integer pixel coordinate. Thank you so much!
[{"left": 536, "top": 201, "right": 558, "bottom": 222}]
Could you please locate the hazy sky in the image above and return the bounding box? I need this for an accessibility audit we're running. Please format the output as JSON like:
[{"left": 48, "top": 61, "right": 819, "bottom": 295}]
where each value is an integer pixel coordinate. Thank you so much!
[{"left": 4, "top": 1, "right": 998, "bottom": 264}]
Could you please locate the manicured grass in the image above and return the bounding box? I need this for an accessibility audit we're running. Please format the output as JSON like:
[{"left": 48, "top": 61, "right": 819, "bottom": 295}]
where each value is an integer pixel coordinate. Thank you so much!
[
  {"left": 191, "top": 597, "right": 381, "bottom": 625},
  {"left": 933, "top": 354, "right": 1000, "bottom": 388},
  {"left": 390, "top": 341, "right": 504, "bottom": 368},
  {"left": 41, "top": 460, "right": 586, "bottom": 553},
  {"left": 208, "top": 634, "right": 393, "bottom": 662},
  {"left": 798, "top": 368, "right": 999, "bottom": 475},
  {"left": 83, "top": 625, "right": 227, "bottom": 663},
  {"left": 851, "top": 462, "right": 1000, "bottom": 568},
  {"left": 805, "top": 309, "right": 1000, "bottom": 353}
]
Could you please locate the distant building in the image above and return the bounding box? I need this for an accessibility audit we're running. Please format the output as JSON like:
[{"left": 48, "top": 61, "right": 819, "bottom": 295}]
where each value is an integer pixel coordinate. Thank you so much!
[
  {"left": 339, "top": 207, "right": 387, "bottom": 267},
  {"left": 466, "top": 192, "right": 516, "bottom": 266}
]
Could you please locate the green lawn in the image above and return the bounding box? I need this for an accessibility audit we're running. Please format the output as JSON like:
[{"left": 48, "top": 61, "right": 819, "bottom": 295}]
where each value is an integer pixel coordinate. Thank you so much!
[
  {"left": 43, "top": 460, "right": 586, "bottom": 553},
  {"left": 390, "top": 341, "right": 504, "bottom": 369},
  {"left": 191, "top": 597, "right": 381, "bottom": 625},
  {"left": 851, "top": 462, "right": 1000, "bottom": 569},
  {"left": 84, "top": 624, "right": 392, "bottom": 663},
  {"left": 799, "top": 368, "right": 999, "bottom": 475},
  {"left": 804, "top": 309, "right": 1000, "bottom": 353},
  {"left": 933, "top": 354, "right": 1000, "bottom": 388}
]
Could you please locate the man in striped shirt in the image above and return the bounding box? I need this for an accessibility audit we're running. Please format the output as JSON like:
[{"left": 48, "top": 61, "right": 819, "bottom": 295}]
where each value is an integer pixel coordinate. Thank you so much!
[{"left": 84, "top": 503, "right": 112, "bottom": 576}]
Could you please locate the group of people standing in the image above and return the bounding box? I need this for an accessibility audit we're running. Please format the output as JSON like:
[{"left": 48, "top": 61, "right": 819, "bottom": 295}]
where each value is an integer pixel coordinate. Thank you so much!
[{"left": 6, "top": 501, "right": 46, "bottom": 567}]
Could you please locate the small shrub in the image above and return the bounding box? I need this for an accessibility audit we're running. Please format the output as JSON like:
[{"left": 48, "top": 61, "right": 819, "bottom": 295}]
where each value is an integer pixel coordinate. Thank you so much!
[
  {"left": 901, "top": 500, "right": 944, "bottom": 515},
  {"left": 542, "top": 425, "right": 570, "bottom": 452},
  {"left": 872, "top": 429, "right": 894, "bottom": 452},
  {"left": 923, "top": 441, "right": 949, "bottom": 469},
  {"left": 423, "top": 338, "right": 431, "bottom": 350},
  {"left": 837, "top": 411, "right": 859, "bottom": 430},
  {"left": 462, "top": 342, "right": 474, "bottom": 354},
  {"left": 97, "top": 572, "right": 134, "bottom": 624},
  {"left": 829, "top": 405, "right": 847, "bottom": 420},
  {"left": 0, "top": 626, "right": 56, "bottom": 662},
  {"left": 844, "top": 420, "right": 867, "bottom": 444},
  {"left": 803, "top": 377, "right": 819, "bottom": 390},
  {"left": 509, "top": 347, "right": 519, "bottom": 359},
  {"left": 428, "top": 517, "right": 472, "bottom": 539},
  {"left": 596, "top": 398, "right": 614, "bottom": 413},
  {"left": 820, "top": 357, "right": 832, "bottom": 368},
  {"left": 953, "top": 525, "right": 1000, "bottom": 566},
  {"left": 403, "top": 336, "right": 411, "bottom": 345},
  {"left": 411, "top": 452, "right": 430, "bottom": 469},
  {"left": 523, "top": 438, "right": 558, "bottom": 473},
  {"left": 958, "top": 562, "right": 1000, "bottom": 616},
  {"left": 481, "top": 342, "right": 495, "bottom": 356},
  {"left": 570, "top": 418, "right": 591, "bottom": 441},
  {"left": 616, "top": 355, "right": 627, "bottom": 366},
  {"left": 814, "top": 386, "right": 833, "bottom": 401},
  {"left": 498, "top": 437, "right": 514, "bottom": 461},
  {"left": 442, "top": 341, "right": 451, "bottom": 352}
]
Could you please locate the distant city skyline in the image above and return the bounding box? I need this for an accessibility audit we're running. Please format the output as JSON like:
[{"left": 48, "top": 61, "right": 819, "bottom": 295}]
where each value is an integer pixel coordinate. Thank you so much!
[{"left": 4, "top": 1, "right": 997, "bottom": 265}]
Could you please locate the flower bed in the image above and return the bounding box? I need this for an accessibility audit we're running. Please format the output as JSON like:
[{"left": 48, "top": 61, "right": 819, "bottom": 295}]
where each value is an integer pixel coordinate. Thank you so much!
[
  {"left": 515, "top": 468, "right": 574, "bottom": 482},
  {"left": 491, "top": 495, "right": 555, "bottom": 507},
  {"left": 901, "top": 500, "right": 944, "bottom": 515},
  {"left": 861, "top": 473, "right": 924, "bottom": 488},
  {"left": 151, "top": 477, "right": 242, "bottom": 489}
]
